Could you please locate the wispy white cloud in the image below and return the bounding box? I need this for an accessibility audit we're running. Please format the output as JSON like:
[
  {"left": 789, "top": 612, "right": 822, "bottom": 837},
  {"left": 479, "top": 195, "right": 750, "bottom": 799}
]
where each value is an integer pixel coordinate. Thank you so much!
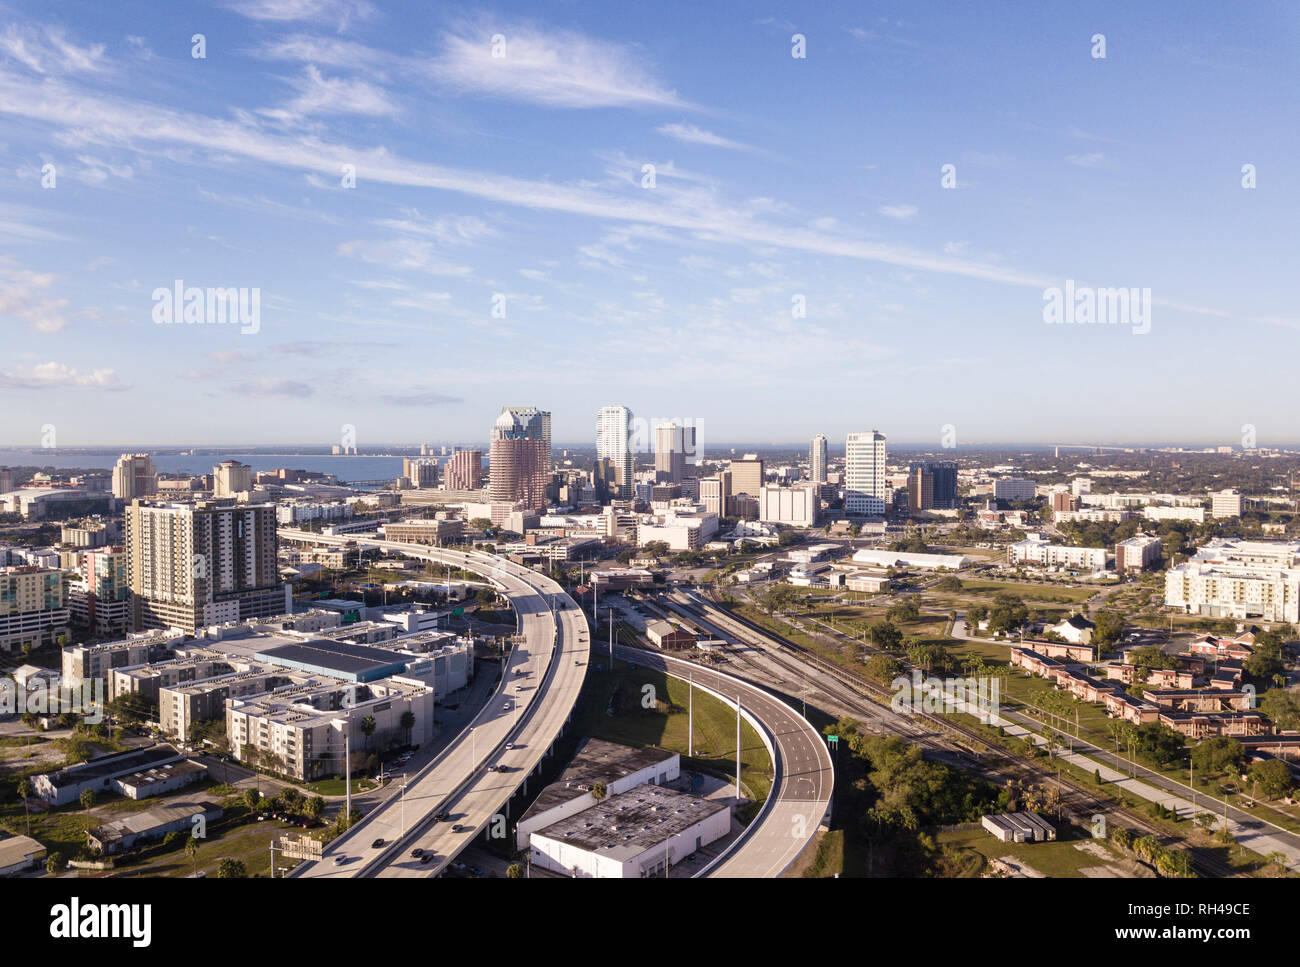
[
  {"left": 1067, "top": 152, "right": 1111, "bottom": 168},
  {"left": 235, "top": 378, "right": 316, "bottom": 398},
  {"left": 380, "top": 389, "right": 462, "bottom": 406},
  {"left": 0, "top": 61, "right": 1217, "bottom": 302},
  {"left": 248, "top": 33, "right": 388, "bottom": 70},
  {"left": 0, "top": 361, "right": 128, "bottom": 390},
  {"left": 0, "top": 24, "right": 106, "bottom": 74},
  {"left": 373, "top": 211, "right": 496, "bottom": 244},
  {"left": 259, "top": 65, "right": 398, "bottom": 121},
  {"left": 879, "top": 204, "right": 919, "bottom": 220},
  {"left": 227, "top": 0, "right": 376, "bottom": 31},
  {"left": 429, "top": 23, "right": 686, "bottom": 109},
  {"left": 657, "top": 122, "right": 755, "bottom": 153},
  {"left": 0, "top": 264, "right": 70, "bottom": 331}
]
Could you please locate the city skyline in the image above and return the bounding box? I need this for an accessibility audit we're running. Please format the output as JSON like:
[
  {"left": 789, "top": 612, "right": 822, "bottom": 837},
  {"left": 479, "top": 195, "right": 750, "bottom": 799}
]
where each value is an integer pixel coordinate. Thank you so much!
[{"left": 1, "top": 2, "right": 1297, "bottom": 447}]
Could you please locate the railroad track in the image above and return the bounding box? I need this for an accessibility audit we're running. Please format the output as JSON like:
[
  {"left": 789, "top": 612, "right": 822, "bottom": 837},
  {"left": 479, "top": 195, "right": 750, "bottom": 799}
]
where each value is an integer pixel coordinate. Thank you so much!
[{"left": 696, "top": 591, "right": 1238, "bottom": 878}]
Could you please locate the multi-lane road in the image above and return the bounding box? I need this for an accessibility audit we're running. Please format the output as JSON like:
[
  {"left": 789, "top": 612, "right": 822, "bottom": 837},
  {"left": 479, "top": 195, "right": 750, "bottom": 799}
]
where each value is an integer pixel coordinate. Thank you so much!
[
  {"left": 284, "top": 534, "right": 590, "bottom": 878},
  {"left": 612, "top": 642, "right": 834, "bottom": 878},
  {"left": 282, "top": 529, "right": 833, "bottom": 878}
]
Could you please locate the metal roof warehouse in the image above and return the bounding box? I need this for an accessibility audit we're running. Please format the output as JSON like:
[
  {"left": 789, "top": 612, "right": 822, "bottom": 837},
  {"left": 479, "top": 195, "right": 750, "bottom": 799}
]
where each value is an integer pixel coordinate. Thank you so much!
[{"left": 253, "top": 639, "right": 411, "bottom": 682}]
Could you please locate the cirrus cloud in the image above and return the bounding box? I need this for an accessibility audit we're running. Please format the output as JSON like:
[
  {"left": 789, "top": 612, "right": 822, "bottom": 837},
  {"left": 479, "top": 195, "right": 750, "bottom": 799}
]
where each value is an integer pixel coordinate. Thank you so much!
[{"left": 0, "top": 361, "right": 129, "bottom": 390}]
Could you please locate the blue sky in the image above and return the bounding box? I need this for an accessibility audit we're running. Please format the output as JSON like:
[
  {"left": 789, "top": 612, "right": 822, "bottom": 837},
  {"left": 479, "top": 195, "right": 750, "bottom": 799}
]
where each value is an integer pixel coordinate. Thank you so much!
[{"left": 0, "top": 0, "right": 1297, "bottom": 449}]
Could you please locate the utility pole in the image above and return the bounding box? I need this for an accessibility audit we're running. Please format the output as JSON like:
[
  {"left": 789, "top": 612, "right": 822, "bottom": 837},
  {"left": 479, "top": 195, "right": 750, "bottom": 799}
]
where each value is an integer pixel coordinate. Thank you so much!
[
  {"left": 688, "top": 671, "right": 694, "bottom": 758},
  {"left": 735, "top": 697, "right": 742, "bottom": 800},
  {"left": 609, "top": 606, "right": 614, "bottom": 666}
]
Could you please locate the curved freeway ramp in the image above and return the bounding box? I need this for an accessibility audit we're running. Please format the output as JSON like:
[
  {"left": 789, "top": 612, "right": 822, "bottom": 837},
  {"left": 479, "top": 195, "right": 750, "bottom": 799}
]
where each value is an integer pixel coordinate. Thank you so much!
[
  {"left": 284, "top": 537, "right": 590, "bottom": 878},
  {"left": 613, "top": 645, "right": 833, "bottom": 878}
]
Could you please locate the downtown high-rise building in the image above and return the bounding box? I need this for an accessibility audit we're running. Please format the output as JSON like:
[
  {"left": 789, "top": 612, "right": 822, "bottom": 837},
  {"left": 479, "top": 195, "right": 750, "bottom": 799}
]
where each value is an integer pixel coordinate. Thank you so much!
[
  {"left": 124, "top": 500, "right": 286, "bottom": 633},
  {"left": 402, "top": 457, "right": 439, "bottom": 489},
  {"left": 489, "top": 406, "right": 551, "bottom": 511},
  {"left": 443, "top": 449, "right": 484, "bottom": 491},
  {"left": 213, "top": 460, "right": 253, "bottom": 498},
  {"left": 596, "top": 404, "right": 634, "bottom": 496},
  {"left": 728, "top": 457, "right": 765, "bottom": 498},
  {"left": 810, "top": 434, "right": 828, "bottom": 484},
  {"left": 112, "top": 453, "right": 158, "bottom": 501},
  {"left": 845, "top": 430, "right": 888, "bottom": 515},
  {"left": 654, "top": 422, "right": 696, "bottom": 483},
  {"left": 907, "top": 464, "right": 934, "bottom": 514}
]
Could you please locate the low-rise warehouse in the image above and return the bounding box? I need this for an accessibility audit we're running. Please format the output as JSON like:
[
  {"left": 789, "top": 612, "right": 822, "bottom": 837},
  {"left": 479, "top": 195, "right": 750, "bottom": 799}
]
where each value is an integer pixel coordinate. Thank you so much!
[{"left": 529, "top": 783, "right": 730, "bottom": 878}]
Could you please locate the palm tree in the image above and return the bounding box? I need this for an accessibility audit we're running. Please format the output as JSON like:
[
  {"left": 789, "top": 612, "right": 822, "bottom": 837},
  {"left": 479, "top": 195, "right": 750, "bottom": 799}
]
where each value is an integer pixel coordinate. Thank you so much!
[
  {"left": 591, "top": 781, "right": 607, "bottom": 801},
  {"left": 360, "top": 715, "right": 377, "bottom": 754},
  {"left": 399, "top": 710, "right": 415, "bottom": 747},
  {"left": 185, "top": 835, "right": 200, "bottom": 876},
  {"left": 79, "top": 789, "right": 95, "bottom": 830},
  {"left": 17, "top": 779, "right": 31, "bottom": 837}
]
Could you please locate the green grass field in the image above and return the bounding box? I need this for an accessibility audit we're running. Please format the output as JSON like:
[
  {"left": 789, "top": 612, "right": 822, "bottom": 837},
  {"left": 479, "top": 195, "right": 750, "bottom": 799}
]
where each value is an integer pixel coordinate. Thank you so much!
[
  {"left": 573, "top": 660, "right": 773, "bottom": 802},
  {"left": 955, "top": 580, "right": 1096, "bottom": 604}
]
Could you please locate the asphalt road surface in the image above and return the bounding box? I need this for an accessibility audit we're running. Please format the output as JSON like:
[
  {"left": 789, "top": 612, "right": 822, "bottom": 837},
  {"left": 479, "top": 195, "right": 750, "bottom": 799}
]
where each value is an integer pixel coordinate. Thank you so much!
[{"left": 284, "top": 537, "right": 589, "bottom": 878}]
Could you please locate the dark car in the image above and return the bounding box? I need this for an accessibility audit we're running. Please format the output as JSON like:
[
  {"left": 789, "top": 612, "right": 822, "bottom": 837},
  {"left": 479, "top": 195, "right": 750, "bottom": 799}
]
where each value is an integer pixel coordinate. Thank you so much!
[
  {"left": 451, "top": 824, "right": 464, "bottom": 833},
  {"left": 435, "top": 810, "right": 450, "bottom": 821},
  {"left": 420, "top": 853, "right": 435, "bottom": 864},
  {"left": 371, "top": 838, "right": 385, "bottom": 849},
  {"left": 410, "top": 848, "right": 424, "bottom": 859}
]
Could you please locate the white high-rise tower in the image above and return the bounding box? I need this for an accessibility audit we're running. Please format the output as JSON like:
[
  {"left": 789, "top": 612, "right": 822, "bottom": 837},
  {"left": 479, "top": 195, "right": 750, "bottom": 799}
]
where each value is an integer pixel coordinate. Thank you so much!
[
  {"left": 844, "top": 430, "right": 887, "bottom": 515},
  {"left": 810, "top": 433, "right": 828, "bottom": 484},
  {"left": 596, "top": 405, "right": 634, "bottom": 495}
]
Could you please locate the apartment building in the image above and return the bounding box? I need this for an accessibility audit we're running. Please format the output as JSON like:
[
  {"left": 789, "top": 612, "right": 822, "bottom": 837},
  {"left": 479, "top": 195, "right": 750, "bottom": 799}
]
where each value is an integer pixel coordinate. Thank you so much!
[
  {"left": 68, "top": 546, "right": 131, "bottom": 638},
  {"left": 1165, "top": 538, "right": 1300, "bottom": 623},
  {"left": 442, "top": 449, "right": 484, "bottom": 492},
  {"left": 1008, "top": 537, "right": 1108, "bottom": 571},
  {"left": 809, "top": 434, "right": 828, "bottom": 484},
  {"left": 227, "top": 678, "right": 436, "bottom": 781},
  {"left": 62, "top": 632, "right": 181, "bottom": 688},
  {"left": 125, "top": 500, "right": 288, "bottom": 633},
  {"left": 0, "top": 566, "right": 69, "bottom": 653},
  {"left": 1115, "top": 534, "right": 1163, "bottom": 574}
]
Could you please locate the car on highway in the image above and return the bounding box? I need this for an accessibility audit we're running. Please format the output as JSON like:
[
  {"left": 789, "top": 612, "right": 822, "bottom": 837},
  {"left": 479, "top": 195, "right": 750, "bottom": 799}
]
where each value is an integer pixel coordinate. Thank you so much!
[
  {"left": 435, "top": 810, "right": 450, "bottom": 821},
  {"left": 451, "top": 824, "right": 464, "bottom": 833},
  {"left": 420, "top": 852, "right": 435, "bottom": 864},
  {"left": 333, "top": 855, "right": 348, "bottom": 866},
  {"left": 371, "top": 838, "right": 385, "bottom": 849},
  {"left": 502, "top": 702, "right": 511, "bottom": 711},
  {"left": 410, "top": 848, "right": 424, "bottom": 859},
  {"left": 505, "top": 742, "right": 515, "bottom": 750}
]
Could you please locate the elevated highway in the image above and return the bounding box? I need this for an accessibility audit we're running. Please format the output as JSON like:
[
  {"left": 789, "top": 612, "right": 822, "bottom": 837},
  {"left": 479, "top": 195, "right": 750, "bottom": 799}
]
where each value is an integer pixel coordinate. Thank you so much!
[
  {"left": 612, "top": 644, "right": 833, "bottom": 878},
  {"left": 283, "top": 532, "right": 589, "bottom": 878}
]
